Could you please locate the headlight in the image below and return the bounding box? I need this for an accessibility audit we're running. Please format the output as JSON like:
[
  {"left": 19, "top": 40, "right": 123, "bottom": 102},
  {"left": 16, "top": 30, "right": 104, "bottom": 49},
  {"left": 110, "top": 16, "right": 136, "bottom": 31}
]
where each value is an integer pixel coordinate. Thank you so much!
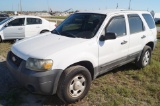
[{"left": 26, "top": 58, "right": 53, "bottom": 71}]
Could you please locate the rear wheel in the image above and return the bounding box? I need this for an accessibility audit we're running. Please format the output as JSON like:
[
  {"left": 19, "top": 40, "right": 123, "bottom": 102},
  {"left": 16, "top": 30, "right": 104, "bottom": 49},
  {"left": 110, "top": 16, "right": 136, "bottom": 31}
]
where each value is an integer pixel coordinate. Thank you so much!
[
  {"left": 0, "top": 36, "right": 2, "bottom": 43},
  {"left": 57, "top": 65, "right": 91, "bottom": 103},
  {"left": 40, "top": 30, "right": 49, "bottom": 34},
  {"left": 136, "top": 46, "right": 152, "bottom": 68}
]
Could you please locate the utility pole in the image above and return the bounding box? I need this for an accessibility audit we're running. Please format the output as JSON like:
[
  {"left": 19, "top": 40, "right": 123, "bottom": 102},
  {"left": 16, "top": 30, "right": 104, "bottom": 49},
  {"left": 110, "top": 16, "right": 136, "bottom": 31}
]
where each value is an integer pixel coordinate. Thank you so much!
[
  {"left": 20, "top": 0, "right": 22, "bottom": 13},
  {"left": 12, "top": 4, "right": 13, "bottom": 11},
  {"left": 128, "top": 0, "right": 131, "bottom": 10},
  {"left": 18, "top": 3, "right": 20, "bottom": 12},
  {"left": 116, "top": 3, "right": 118, "bottom": 9},
  {"left": 47, "top": 0, "right": 49, "bottom": 12}
]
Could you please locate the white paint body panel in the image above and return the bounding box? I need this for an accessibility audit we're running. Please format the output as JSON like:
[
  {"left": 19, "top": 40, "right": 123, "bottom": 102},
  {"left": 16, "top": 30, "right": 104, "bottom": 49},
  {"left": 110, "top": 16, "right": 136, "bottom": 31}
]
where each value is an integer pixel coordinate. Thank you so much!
[{"left": 11, "top": 33, "right": 99, "bottom": 69}]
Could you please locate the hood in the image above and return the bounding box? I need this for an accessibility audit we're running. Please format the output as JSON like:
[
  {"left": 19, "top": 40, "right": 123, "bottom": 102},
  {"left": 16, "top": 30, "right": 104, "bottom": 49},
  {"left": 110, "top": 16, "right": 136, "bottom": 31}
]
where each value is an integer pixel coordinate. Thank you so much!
[{"left": 11, "top": 33, "right": 87, "bottom": 60}]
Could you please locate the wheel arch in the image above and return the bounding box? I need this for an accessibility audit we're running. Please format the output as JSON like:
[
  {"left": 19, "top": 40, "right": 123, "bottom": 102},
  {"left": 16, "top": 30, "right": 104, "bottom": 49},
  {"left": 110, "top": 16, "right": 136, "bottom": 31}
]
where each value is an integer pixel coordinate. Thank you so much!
[
  {"left": 65, "top": 61, "right": 95, "bottom": 80},
  {"left": 40, "top": 29, "right": 49, "bottom": 34},
  {"left": 146, "top": 42, "right": 154, "bottom": 50},
  {"left": 0, "top": 35, "right": 2, "bottom": 42}
]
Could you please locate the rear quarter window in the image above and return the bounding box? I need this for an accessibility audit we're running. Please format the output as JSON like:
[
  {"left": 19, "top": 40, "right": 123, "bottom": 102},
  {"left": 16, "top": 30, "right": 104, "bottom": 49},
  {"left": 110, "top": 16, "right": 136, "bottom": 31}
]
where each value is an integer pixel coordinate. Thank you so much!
[{"left": 142, "top": 14, "right": 155, "bottom": 29}]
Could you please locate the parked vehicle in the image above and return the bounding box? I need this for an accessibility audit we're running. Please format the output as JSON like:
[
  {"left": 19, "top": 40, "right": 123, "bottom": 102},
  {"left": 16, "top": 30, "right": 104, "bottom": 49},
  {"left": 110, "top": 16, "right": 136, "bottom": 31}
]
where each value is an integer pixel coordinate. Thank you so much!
[
  {"left": 155, "top": 18, "right": 160, "bottom": 24},
  {"left": 0, "top": 13, "right": 9, "bottom": 22},
  {"left": 7, "top": 10, "right": 157, "bottom": 103},
  {"left": 0, "top": 15, "right": 56, "bottom": 42}
]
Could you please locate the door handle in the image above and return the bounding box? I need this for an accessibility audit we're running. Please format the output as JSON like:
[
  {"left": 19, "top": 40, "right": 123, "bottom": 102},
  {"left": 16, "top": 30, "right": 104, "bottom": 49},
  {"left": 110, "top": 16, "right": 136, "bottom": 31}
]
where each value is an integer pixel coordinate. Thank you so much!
[
  {"left": 18, "top": 28, "right": 23, "bottom": 30},
  {"left": 121, "top": 40, "right": 128, "bottom": 45},
  {"left": 141, "top": 35, "right": 146, "bottom": 39}
]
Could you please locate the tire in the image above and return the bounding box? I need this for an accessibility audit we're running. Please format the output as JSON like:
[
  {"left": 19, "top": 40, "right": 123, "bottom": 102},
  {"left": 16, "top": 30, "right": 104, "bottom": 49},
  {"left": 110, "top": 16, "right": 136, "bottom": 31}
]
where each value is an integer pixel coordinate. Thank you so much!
[
  {"left": 40, "top": 30, "right": 49, "bottom": 34},
  {"left": 57, "top": 65, "right": 92, "bottom": 103},
  {"left": 0, "top": 36, "right": 2, "bottom": 43},
  {"left": 136, "top": 46, "right": 152, "bottom": 68}
]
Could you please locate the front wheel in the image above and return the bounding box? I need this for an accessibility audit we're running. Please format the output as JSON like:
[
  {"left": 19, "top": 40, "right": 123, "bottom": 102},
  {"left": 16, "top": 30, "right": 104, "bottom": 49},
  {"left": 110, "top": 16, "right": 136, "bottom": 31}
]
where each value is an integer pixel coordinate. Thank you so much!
[
  {"left": 40, "top": 30, "right": 49, "bottom": 34},
  {"left": 57, "top": 65, "right": 91, "bottom": 103},
  {"left": 136, "top": 46, "right": 152, "bottom": 68}
]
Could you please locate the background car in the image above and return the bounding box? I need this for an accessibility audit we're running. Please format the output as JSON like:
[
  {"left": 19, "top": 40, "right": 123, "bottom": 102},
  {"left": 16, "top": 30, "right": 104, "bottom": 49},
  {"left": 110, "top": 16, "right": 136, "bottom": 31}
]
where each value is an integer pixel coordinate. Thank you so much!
[
  {"left": 155, "top": 18, "right": 160, "bottom": 24},
  {"left": 0, "top": 13, "right": 9, "bottom": 22},
  {"left": 0, "top": 15, "right": 56, "bottom": 42}
]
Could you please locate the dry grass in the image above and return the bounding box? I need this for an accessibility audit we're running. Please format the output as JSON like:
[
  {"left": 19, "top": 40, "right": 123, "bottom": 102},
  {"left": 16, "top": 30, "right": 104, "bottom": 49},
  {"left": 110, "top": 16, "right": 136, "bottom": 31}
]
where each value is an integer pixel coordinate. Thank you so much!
[
  {"left": 48, "top": 20, "right": 62, "bottom": 25},
  {"left": 41, "top": 16, "right": 68, "bottom": 19},
  {"left": 0, "top": 33, "right": 160, "bottom": 105},
  {"left": 0, "top": 41, "right": 13, "bottom": 58}
]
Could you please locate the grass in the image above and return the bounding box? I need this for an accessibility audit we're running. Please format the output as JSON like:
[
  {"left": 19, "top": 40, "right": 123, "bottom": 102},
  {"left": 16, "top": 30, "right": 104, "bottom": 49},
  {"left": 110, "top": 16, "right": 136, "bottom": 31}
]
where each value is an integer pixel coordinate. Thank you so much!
[
  {"left": 79, "top": 33, "right": 160, "bottom": 106},
  {"left": 0, "top": 41, "right": 13, "bottom": 58},
  {"left": 48, "top": 20, "right": 62, "bottom": 25},
  {"left": 0, "top": 33, "right": 160, "bottom": 105},
  {"left": 156, "top": 24, "right": 160, "bottom": 27}
]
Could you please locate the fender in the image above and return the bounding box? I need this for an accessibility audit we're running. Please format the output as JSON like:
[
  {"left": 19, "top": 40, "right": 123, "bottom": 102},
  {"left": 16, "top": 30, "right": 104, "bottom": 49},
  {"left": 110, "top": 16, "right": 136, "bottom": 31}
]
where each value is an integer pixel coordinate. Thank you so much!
[
  {"left": 0, "top": 31, "right": 4, "bottom": 40},
  {"left": 54, "top": 52, "right": 98, "bottom": 70}
]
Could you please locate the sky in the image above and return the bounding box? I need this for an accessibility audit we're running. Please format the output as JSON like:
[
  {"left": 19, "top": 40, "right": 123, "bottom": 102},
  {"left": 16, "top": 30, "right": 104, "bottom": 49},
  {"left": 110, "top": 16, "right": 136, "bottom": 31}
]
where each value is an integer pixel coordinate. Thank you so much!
[{"left": 0, "top": 0, "right": 160, "bottom": 13}]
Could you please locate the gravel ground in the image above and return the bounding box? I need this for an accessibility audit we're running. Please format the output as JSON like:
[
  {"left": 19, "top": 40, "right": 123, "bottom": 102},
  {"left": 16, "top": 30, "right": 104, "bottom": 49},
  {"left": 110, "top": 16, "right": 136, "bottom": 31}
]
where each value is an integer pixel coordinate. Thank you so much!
[
  {"left": 0, "top": 55, "right": 55, "bottom": 106},
  {"left": 0, "top": 56, "right": 16, "bottom": 94},
  {"left": 0, "top": 55, "right": 66, "bottom": 106}
]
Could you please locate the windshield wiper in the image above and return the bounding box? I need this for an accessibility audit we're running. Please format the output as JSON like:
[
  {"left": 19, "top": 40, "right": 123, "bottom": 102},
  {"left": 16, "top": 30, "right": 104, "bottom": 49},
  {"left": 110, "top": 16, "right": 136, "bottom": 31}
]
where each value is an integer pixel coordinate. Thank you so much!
[
  {"left": 52, "top": 29, "right": 61, "bottom": 35},
  {"left": 62, "top": 32, "right": 77, "bottom": 38}
]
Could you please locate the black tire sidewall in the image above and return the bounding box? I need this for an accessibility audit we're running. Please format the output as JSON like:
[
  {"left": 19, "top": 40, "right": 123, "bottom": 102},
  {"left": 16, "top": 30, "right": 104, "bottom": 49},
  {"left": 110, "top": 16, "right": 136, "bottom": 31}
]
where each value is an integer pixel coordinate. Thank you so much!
[
  {"left": 58, "top": 66, "right": 91, "bottom": 103},
  {"left": 0, "top": 36, "right": 2, "bottom": 43},
  {"left": 139, "top": 46, "right": 152, "bottom": 68},
  {"left": 40, "top": 30, "right": 49, "bottom": 34}
]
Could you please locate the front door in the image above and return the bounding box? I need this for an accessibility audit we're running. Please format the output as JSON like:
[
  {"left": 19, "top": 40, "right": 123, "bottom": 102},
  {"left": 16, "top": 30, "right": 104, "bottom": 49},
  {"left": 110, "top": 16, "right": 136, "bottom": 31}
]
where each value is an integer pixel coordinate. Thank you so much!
[
  {"left": 98, "top": 15, "right": 129, "bottom": 73},
  {"left": 3, "top": 18, "right": 25, "bottom": 39}
]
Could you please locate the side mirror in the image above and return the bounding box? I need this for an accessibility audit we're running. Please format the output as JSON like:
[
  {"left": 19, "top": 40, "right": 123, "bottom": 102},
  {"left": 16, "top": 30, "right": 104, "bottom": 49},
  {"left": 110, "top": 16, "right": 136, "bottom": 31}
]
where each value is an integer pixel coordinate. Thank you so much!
[{"left": 100, "top": 32, "right": 117, "bottom": 41}]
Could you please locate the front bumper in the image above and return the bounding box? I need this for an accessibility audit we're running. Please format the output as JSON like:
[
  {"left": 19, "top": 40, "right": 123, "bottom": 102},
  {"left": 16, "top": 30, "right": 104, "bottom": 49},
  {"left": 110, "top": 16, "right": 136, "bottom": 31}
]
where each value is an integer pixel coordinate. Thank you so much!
[{"left": 7, "top": 51, "right": 63, "bottom": 95}]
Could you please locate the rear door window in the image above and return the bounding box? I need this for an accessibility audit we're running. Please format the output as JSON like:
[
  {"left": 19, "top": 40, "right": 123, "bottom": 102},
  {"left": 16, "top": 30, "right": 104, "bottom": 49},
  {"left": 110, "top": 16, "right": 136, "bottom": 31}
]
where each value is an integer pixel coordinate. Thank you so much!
[
  {"left": 128, "top": 14, "right": 144, "bottom": 34},
  {"left": 27, "top": 18, "right": 42, "bottom": 25},
  {"left": 142, "top": 14, "right": 155, "bottom": 29}
]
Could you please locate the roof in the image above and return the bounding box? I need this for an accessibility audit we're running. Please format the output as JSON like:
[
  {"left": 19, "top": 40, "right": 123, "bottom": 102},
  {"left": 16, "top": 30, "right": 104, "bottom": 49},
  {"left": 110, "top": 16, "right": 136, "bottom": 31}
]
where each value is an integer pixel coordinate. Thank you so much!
[
  {"left": 10, "top": 15, "right": 41, "bottom": 19},
  {"left": 78, "top": 9, "right": 150, "bottom": 15}
]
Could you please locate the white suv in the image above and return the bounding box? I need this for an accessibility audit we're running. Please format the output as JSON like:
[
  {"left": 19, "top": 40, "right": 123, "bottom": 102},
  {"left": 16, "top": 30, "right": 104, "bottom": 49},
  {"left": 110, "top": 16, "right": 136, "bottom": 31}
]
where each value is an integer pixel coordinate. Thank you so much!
[
  {"left": 0, "top": 15, "right": 56, "bottom": 42},
  {"left": 7, "top": 10, "right": 157, "bottom": 103}
]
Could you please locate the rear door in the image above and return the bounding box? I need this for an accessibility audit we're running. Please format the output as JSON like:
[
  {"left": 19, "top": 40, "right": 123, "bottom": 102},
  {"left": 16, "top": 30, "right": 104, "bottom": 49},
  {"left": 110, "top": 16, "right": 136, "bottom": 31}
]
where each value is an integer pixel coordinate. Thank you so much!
[
  {"left": 3, "top": 18, "right": 25, "bottom": 39},
  {"left": 25, "top": 18, "right": 42, "bottom": 37},
  {"left": 127, "top": 14, "right": 146, "bottom": 56}
]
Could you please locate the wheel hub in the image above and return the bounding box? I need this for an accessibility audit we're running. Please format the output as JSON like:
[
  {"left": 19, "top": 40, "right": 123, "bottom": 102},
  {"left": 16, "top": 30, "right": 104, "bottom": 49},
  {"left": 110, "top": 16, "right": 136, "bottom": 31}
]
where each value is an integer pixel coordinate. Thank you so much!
[
  {"left": 74, "top": 81, "right": 82, "bottom": 90},
  {"left": 69, "top": 75, "right": 86, "bottom": 98},
  {"left": 143, "top": 51, "right": 150, "bottom": 66}
]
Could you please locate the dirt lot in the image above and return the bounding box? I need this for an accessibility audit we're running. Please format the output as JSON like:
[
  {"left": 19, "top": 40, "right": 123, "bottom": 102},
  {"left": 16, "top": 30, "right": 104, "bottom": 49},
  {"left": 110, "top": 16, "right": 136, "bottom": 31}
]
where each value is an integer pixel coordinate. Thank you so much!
[{"left": 0, "top": 33, "right": 160, "bottom": 106}]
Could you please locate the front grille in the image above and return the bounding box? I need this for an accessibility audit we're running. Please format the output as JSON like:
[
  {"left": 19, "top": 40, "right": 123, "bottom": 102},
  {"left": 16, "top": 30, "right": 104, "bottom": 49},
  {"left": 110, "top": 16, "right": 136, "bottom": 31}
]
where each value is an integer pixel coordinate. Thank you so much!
[{"left": 9, "top": 51, "right": 23, "bottom": 67}]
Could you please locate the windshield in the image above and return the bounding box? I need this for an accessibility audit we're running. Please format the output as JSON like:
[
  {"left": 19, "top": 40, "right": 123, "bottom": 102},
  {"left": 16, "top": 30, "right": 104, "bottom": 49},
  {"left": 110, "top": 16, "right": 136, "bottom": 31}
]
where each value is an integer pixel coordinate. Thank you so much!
[
  {"left": 0, "top": 17, "right": 12, "bottom": 25},
  {"left": 51, "top": 13, "right": 106, "bottom": 39}
]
